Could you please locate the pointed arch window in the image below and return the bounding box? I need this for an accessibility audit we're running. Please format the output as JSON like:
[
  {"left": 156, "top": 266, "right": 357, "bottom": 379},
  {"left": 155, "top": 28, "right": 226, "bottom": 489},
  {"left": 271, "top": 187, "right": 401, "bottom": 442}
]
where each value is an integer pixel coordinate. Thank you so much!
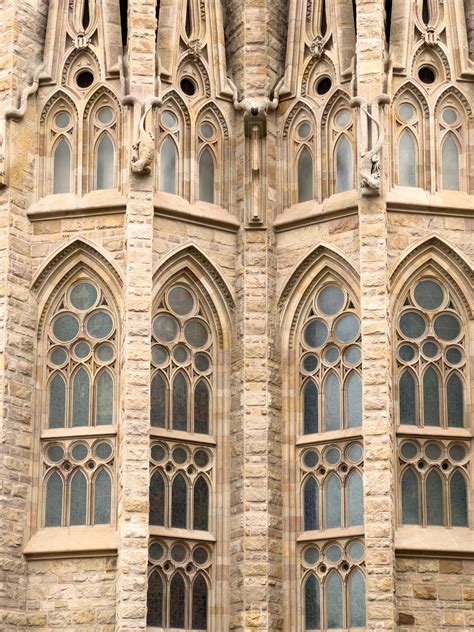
[
  {"left": 327, "top": 107, "right": 354, "bottom": 196},
  {"left": 297, "top": 146, "right": 314, "bottom": 203},
  {"left": 53, "top": 137, "right": 72, "bottom": 194},
  {"left": 441, "top": 132, "right": 460, "bottom": 191},
  {"left": 96, "top": 133, "right": 115, "bottom": 190},
  {"left": 40, "top": 277, "right": 118, "bottom": 528},
  {"left": 335, "top": 135, "right": 353, "bottom": 193},
  {"left": 197, "top": 112, "right": 228, "bottom": 206},
  {"left": 398, "top": 129, "right": 417, "bottom": 187},
  {"left": 160, "top": 136, "right": 177, "bottom": 194},
  {"left": 86, "top": 99, "right": 119, "bottom": 192},
  {"left": 199, "top": 147, "right": 215, "bottom": 204}
]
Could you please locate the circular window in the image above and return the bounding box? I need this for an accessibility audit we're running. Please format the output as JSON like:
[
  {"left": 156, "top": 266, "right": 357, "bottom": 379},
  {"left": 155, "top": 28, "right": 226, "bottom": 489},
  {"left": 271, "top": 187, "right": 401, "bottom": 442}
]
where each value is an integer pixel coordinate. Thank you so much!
[
  {"left": 97, "top": 107, "right": 114, "bottom": 125},
  {"left": 153, "top": 314, "right": 179, "bottom": 343},
  {"left": 442, "top": 108, "right": 458, "bottom": 125},
  {"left": 149, "top": 542, "right": 165, "bottom": 562},
  {"left": 194, "top": 353, "right": 211, "bottom": 373},
  {"left": 433, "top": 313, "right": 461, "bottom": 341},
  {"left": 171, "top": 543, "right": 187, "bottom": 562},
  {"left": 399, "top": 103, "right": 415, "bottom": 122},
  {"left": 162, "top": 111, "right": 177, "bottom": 129},
  {"left": 326, "top": 544, "right": 342, "bottom": 563},
  {"left": 316, "top": 77, "right": 332, "bottom": 95},
  {"left": 172, "top": 447, "right": 188, "bottom": 464},
  {"left": 76, "top": 70, "right": 94, "bottom": 89},
  {"left": 71, "top": 443, "right": 88, "bottom": 461},
  {"left": 413, "top": 279, "right": 444, "bottom": 310},
  {"left": 304, "top": 546, "right": 319, "bottom": 565},
  {"left": 347, "top": 443, "right": 363, "bottom": 463},
  {"left": 317, "top": 285, "right": 345, "bottom": 316},
  {"left": 445, "top": 346, "right": 463, "bottom": 365},
  {"left": 96, "top": 342, "right": 115, "bottom": 364},
  {"left": 168, "top": 286, "right": 194, "bottom": 316},
  {"left": 184, "top": 319, "right": 209, "bottom": 348},
  {"left": 298, "top": 122, "right": 312, "bottom": 140},
  {"left": 74, "top": 341, "right": 91, "bottom": 359},
  {"left": 152, "top": 344, "right": 169, "bottom": 366},
  {"left": 200, "top": 122, "right": 215, "bottom": 139},
  {"left": 325, "top": 447, "right": 341, "bottom": 465},
  {"left": 398, "top": 343, "right": 417, "bottom": 362},
  {"left": 424, "top": 443, "right": 442, "bottom": 461},
  {"left": 449, "top": 443, "right": 467, "bottom": 462},
  {"left": 418, "top": 66, "right": 436, "bottom": 84},
  {"left": 151, "top": 444, "right": 166, "bottom": 463},
  {"left": 180, "top": 77, "right": 197, "bottom": 96},
  {"left": 52, "top": 313, "right": 80, "bottom": 342},
  {"left": 70, "top": 282, "right": 98, "bottom": 310},
  {"left": 302, "top": 354, "right": 319, "bottom": 373},
  {"left": 55, "top": 111, "right": 71, "bottom": 129},
  {"left": 400, "top": 441, "right": 419, "bottom": 460},
  {"left": 335, "top": 110, "right": 351, "bottom": 127},
  {"left": 324, "top": 346, "right": 340, "bottom": 365},
  {"left": 334, "top": 314, "right": 360, "bottom": 344},
  {"left": 399, "top": 311, "right": 426, "bottom": 339},
  {"left": 95, "top": 442, "right": 113, "bottom": 460},
  {"left": 47, "top": 444, "right": 64, "bottom": 462},
  {"left": 344, "top": 345, "right": 361, "bottom": 366},
  {"left": 49, "top": 347, "right": 68, "bottom": 366},
  {"left": 194, "top": 449, "right": 210, "bottom": 468},
  {"left": 303, "top": 450, "right": 319, "bottom": 469},
  {"left": 347, "top": 540, "right": 365, "bottom": 562},
  {"left": 303, "top": 319, "right": 328, "bottom": 348},
  {"left": 87, "top": 310, "right": 114, "bottom": 339},
  {"left": 173, "top": 344, "right": 190, "bottom": 364},
  {"left": 422, "top": 340, "right": 439, "bottom": 359},
  {"left": 193, "top": 546, "right": 209, "bottom": 565}
]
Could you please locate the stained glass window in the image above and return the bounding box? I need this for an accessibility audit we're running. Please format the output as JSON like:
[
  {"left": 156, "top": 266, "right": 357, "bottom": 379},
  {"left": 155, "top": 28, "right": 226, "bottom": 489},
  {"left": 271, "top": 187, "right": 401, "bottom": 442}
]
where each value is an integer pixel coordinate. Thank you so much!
[
  {"left": 193, "top": 476, "right": 209, "bottom": 531},
  {"left": 169, "top": 573, "right": 186, "bottom": 628},
  {"left": 147, "top": 570, "right": 164, "bottom": 627},
  {"left": 192, "top": 573, "right": 208, "bottom": 630},
  {"left": 149, "top": 470, "right": 165, "bottom": 526},
  {"left": 171, "top": 474, "right": 188, "bottom": 529}
]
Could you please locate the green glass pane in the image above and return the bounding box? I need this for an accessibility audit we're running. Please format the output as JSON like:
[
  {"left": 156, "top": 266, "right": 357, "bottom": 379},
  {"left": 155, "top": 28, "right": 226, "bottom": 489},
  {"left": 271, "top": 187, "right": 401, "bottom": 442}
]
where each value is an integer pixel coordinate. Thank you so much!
[
  {"left": 334, "top": 313, "right": 360, "bottom": 344},
  {"left": 399, "top": 311, "right": 426, "bottom": 339},
  {"left": 70, "top": 282, "right": 98, "bottom": 310},
  {"left": 347, "top": 444, "right": 363, "bottom": 463},
  {"left": 49, "top": 374, "right": 66, "bottom": 428},
  {"left": 52, "top": 313, "right": 80, "bottom": 342},
  {"left": 87, "top": 311, "right": 113, "bottom": 339},
  {"left": 50, "top": 347, "right": 68, "bottom": 366},
  {"left": 93, "top": 469, "right": 112, "bottom": 524},
  {"left": 172, "top": 372, "right": 188, "bottom": 431},
  {"left": 433, "top": 313, "right": 461, "bottom": 341},
  {"left": 326, "top": 544, "right": 342, "bottom": 563},
  {"left": 171, "top": 474, "right": 187, "bottom": 529},
  {"left": 96, "top": 370, "right": 113, "bottom": 425},
  {"left": 324, "top": 373, "right": 341, "bottom": 431},
  {"left": 347, "top": 470, "right": 364, "bottom": 526},
  {"left": 303, "top": 450, "right": 319, "bottom": 468},
  {"left": 96, "top": 343, "right": 114, "bottom": 363},
  {"left": 45, "top": 472, "right": 63, "bottom": 527},
  {"left": 326, "top": 572, "right": 343, "bottom": 628},
  {"left": 304, "top": 547, "right": 319, "bottom": 565},
  {"left": 149, "top": 470, "right": 165, "bottom": 526},
  {"left": 450, "top": 471, "right": 468, "bottom": 527},
  {"left": 414, "top": 280, "right": 444, "bottom": 310},
  {"left": 194, "top": 380, "right": 210, "bottom": 434},
  {"left": 401, "top": 442, "right": 418, "bottom": 460},
  {"left": 447, "top": 373, "right": 464, "bottom": 428},
  {"left": 305, "top": 574, "right": 320, "bottom": 631},
  {"left": 344, "top": 345, "right": 361, "bottom": 366},
  {"left": 193, "top": 476, "right": 209, "bottom": 530},
  {"left": 347, "top": 541, "right": 364, "bottom": 562},
  {"left": 71, "top": 443, "right": 88, "bottom": 461},
  {"left": 47, "top": 444, "right": 64, "bottom": 463},
  {"left": 95, "top": 442, "right": 113, "bottom": 460},
  {"left": 423, "top": 367, "right": 440, "bottom": 426},
  {"left": 317, "top": 285, "right": 345, "bottom": 316},
  {"left": 303, "top": 381, "right": 318, "bottom": 435},
  {"left": 151, "top": 372, "right": 167, "bottom": 428},
  {"left": 304, "top": 477, "right": 319, "bottom": 531},
  {"left": 401, "top": 469, "right": 419, "bottom": 524},
  {"left": 325, "top": 448, "right": 340, "bottom": 465},
  {"left": 69, "top": 470, "right": 87, "bottom": 525},
  {"left": 72, "top": 368, "right": 90, "bottom": 427},
  {"left": 399, "top": 371, "right": 416, "bottom": 424},
  {"left": 426, "top": 470, "right": 444, "bottom": 525},
  {"left": 347, "top": 372, "right": 362, "bottom": 428},
  {"left": 325, "top": 474, "right": 341, "bottom": 528},
  {"left": 74, "top": 341, "right": 91, "bottom": 359}
]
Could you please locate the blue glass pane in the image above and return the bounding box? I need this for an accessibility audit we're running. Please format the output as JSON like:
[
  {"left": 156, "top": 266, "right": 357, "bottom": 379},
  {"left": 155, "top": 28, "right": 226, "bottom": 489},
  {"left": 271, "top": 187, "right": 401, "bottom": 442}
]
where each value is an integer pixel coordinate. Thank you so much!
[
  {"left": 96, "top": 370, "right": 113, "bottom": 425},
  {"left": 147, "top": 570, "right": 164, "bottom": 627},
  {"left": 149, "top": 470, "right": 165, "bottom": 526},
  {"left": 426, "top": 470, "right": 444, "bottom": 526},
  {"left": 49, "top": 374, "right": 66, "bottom": 428},
  {"left": 172, "top": 474, "right": 187, "bottom": 529},
  {"left": 401, "top": 469, "right": 419, "bottom": 524},
  {"left": 349, "top": 569, "right": 366, "bottom": 627},
  {"left": 423, "top": 367, "right": 440, "bottom": 426},
  {"left": 194, "top": 380, "right": 210, "bottom": 434},
  {"left": 346, "top": 372, "right": 362, "bottom": 428},
  {"left": 72, "top": 368, "right": 90, "bottom": 427},
  {"left": 447, "top": 373, "right": 464, "bottom": 428},
  {"left": 347, "top": 470, "right": 364, "bottom": 526},
  {"left": 93, "top": 469, "right": 112, "bottom": 524},
  {"left": 335, "top": 136, "right": 353, "bottom": 193},
  {"left": 96, "top": 134, "right": 115, "bottom": 190},
  {"left": 169, "top": 573, "right": 186, "bottom": 628},
  {"left": 69, "top": 470, "right": 87, "bottom": 525},
  {"left": 324, "top": 373, "right": 341, "bottom": 431},
  {"left": 160, "top": 137, "right": 177, "bottom": 194},
  {"left": 325, "top": 474, "right": 341, "bottom": 529},
  {"left": 305, "top": 574, "right": 320, "bottom": 631},
  {"left": 193, "top": 476, "right": 209, "bottom": 531},
  {"left": 304, "top": 477, "right": 319, "bottom": 531},
  {"left": 192, "top": 573, "right": 208, "bottom": 630},
  {"left": 303, "top": 381, "right": 318, "bottom": 435},
  {"left": 151, "top": 372, "right": 167, "bottom": 428},
  {"left": 298, "top": 147, "right": 314, "bottom": 203},
  {"left": 173, "top": 373, "right": 188, "bottom": 431},
  {"left": 326, "top": 571, "right": 343, "bottom": 628},
  {"left": 450, "top": 471, "right": 468, "bottom": 527},
  {"left": 45, "top": 472, "right": 63, "bottom": 527},
  {"left": 399, "top": 370, "right": 416, "bottom": 424}
]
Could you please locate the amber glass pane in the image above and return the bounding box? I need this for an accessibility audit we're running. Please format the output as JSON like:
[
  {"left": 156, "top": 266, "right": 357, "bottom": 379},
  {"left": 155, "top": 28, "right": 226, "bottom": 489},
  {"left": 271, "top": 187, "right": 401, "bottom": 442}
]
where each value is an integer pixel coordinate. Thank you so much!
[
  {"left": 93, "top": 468, "right": 112, "bottom": 524},
  {"left": 326, "top": 571, "right": 343, "bottom": 628},
  {"left": 49, "top": 373, "right": 66, "bottom": 428},
  {"left": 399, "top": 370, "right": 416, "bottom": 424},
  {"left": 347, "top": 470, "right": 364, "bottom": 526},
  {"left": 325, "top": 474, "right": 341, "bottom": 529},
  {"left": 450, "top": 471, "right": 468, "bottom": 527},
  {"left": 303, "top": 380, "right": 318, "bottom": 434},
  {"left": 305, "top": 573, "right": 320, "bottom": 631},
  {"left": 447, "top": 373, "right": 464, "bottom": 428},
  {"left": 169, "top": 573, "right": 186, "bottom": 628},
  {"left": 304, "top": 476, "right": 319, "bottom": 531},
  {"left": 426, "top": 470, "right": 444, "bottom": 526},
  {"left": 147, "top": 570, "right": 164, "bottom": 627},
  {"left": 192, "top": 573, "right": 208, "bottom": 630},
  {"left": 96, "top": 370, "right": 113, "bottom": 425},
  {"left": 172, "top": 474, "right": 187, "bottom": 529},
  {"left": 69, "top": 470, "right": 87, "bottom": 526},
  {"left": 194, "top": 380, "right": 210, "bottom": 434},
  {"left": 348, "top": 569, "right": 366, "bottom": 627},
  {"left": 423, "top": 367, "right": 440, "bottom": 426},
  {"left": 193, "top": 476, "right": 209, "bottom": 531},
  {"left": 173, "top": 372, "right": 189, "bottom": 431},
  {"left": 151, "top": 372, "right": 167, "bottom": 428},
  {"left": 149, "top": 470, "right": 165, "bottom": 526},
  {"left": 45, "top": 471, "right": 63, "bottom": 527},
  {"left": 298, "top": 147, "right": 314, "bottom": 203},
  {"left": 324, "top": 372, "right": 341, "bottom": 431},
  {"left": 72, "top": 368, "right": 90, "bottom": 427},
  {"left": 401, "top": 468, "right": 419, "bottom": 524}
]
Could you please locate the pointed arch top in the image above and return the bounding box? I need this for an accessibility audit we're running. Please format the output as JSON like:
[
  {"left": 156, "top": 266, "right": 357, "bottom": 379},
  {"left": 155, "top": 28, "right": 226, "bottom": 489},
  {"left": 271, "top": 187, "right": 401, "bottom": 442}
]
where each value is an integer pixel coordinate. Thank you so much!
[
  {"left": 196, "top": 101, "right": 229, "bottom": 139},
  {"left": 392, "top": 80, "right": 430, "bottom": 116},
  {"left": 161, "top": 89, "right": 191, "bottom": 126},
  {"left": 40, "top": 89, "right": 79, "bottom": 124},
  {"left": 321, "top": 88, "right": 352, "bottom": 126},
  {"left": 435, "top": 85, "right": 472, "bottom": 117},
  {"left": 390, "top": 236, "right": 473, "bottom": 317},
  {"left": 283, "top": 100, "right": 317, "bottom": 139},
  {"left": 83, "top": 84, "right": 121, "bottom": 118}
]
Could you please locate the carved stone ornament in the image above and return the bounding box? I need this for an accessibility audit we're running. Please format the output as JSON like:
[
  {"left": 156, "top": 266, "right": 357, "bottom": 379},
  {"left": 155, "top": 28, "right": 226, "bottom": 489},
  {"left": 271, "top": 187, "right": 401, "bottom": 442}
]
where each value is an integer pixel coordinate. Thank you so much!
[
  {"left": 131, "top": 101, "right": 159, "bottom": 175},
  {"left": 309, "top": 35, "right": 325, "bottom": 59},
  {"left": 422, "top": 27, "right": 439, "bottom": 46},
  {"left": 187, "top": 39, "right": 204, "bottom": 59}
]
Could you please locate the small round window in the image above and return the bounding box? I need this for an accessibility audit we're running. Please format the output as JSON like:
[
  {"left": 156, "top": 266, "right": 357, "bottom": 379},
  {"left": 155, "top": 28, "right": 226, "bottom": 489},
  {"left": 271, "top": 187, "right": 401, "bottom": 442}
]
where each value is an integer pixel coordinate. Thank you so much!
[
  {"left": 418, "top": 66, "right": 436, "bottom": 84},
  {"left": 161, "top": 111, "right": 177, "bottom": 129},
  {"left": 297, "top": 122, "right": 312, "bottom": 140},
  {"left": 180, "top": 77, "right": 197, "bottom": 96},
  {"left": 55, "top": 111, "right": 71, "bottom": 129},
  {"left": 442, "top": 108, "right": 458, "bottom": 126},
  {"left": 315, "top": 77, "right": 332, "bottom": 95},
  {"left": 335, "top": 110, "right": 351, "bottom": 128},
  {"left": 399, "top": 103, "right": 415, "bottom": 122},
  {"left": 76, "top": 70, "right": 94, "bottom": 89},
  {"left": 97, "top": 107, "right": 114, "bottom": 125},
  {"left": 200, "top": 122, "right": 215, "bottom": 140}
]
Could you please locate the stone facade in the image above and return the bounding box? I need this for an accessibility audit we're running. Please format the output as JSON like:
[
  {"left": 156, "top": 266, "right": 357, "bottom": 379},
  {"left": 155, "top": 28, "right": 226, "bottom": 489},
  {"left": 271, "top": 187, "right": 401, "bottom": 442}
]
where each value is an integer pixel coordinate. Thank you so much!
[{"left": 0, "top": 0, "right": 472, "bottom": 630}]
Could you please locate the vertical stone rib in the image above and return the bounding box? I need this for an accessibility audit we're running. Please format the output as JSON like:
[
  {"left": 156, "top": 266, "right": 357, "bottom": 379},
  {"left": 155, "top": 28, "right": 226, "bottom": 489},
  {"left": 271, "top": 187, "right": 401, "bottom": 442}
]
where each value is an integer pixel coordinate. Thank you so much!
[
  {"left": 356, "top": 1, "right": 396, "bottom": 629},
  {"left": 115, "top": 1, "right": 155, "bottom": 628}
]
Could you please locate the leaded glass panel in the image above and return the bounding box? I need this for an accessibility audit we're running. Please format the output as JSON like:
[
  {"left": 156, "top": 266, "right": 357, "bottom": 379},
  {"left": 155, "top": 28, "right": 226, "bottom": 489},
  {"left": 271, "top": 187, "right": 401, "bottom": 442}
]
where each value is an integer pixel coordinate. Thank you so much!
[
  {"left": 305, "top": 574, "right": 320, "bottom": 631},
  {"left": 69, "top": 470, "right": 87, "bottom": 525},
  {"left": 326, "top": 571, "right": 343, "bottom": 628},
  {"left": 169, "top": 573, "right": 186, "bottom": 628},
  {"left": 192, "top": 573, "right": 208, "bottom": 630},
  {"left": 93, "top": 468, "right": 112, "bottom": 524},
  {"left": 171, "top": 474, "right": 188, "bottom": 529},
  {"left": 45, "top": 472, "right": 63, "bottom": 527}
]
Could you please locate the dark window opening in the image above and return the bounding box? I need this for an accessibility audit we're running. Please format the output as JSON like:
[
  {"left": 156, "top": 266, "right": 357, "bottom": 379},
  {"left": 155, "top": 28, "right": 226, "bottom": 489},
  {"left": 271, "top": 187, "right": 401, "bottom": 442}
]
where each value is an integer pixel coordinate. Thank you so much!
[
  {"left": 385, "top": 0, "right": 392, "bottom": 46},
  {"left": 82, "top": 0, "right": 90, "bottom": 30},
  {"left": 120, "top": 0, "right": 128, "bottom": 48},
  {"left": 320, "top": 0, "right": 327, "bottom": 36}
]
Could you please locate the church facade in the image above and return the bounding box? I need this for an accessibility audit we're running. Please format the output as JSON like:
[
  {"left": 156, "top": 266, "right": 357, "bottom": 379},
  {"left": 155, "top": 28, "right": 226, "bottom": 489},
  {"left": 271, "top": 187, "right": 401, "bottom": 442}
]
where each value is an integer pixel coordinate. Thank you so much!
[{"left": 0, "top": 0, "right": 473, "bottom": 629}]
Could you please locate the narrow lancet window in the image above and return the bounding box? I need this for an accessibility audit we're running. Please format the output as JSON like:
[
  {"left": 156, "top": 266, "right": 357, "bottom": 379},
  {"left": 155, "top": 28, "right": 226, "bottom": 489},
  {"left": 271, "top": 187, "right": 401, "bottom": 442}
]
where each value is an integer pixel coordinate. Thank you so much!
[
  {"left": 441, "top": 133, "right": 460, "bottom": 191},
  {"left": 298, "top": 147, "right": 314, "bottom": 203},
  {"left": 398, "top": 130, "right": 417, "bottom": 187},
  {"left": 96, "top": 134, "right": 115, "bottom": 190},
  {"left": 199, "top": 148, "right": 215, "bottom": 204},
  {"left": 335, "top": 136, "right": 353, "bottom": 193},
  {"left": 53, "top": 137, "right": 72, "bottom": 194},
  {"left": 160, "top": 137, "right": 177, "bottom": 194}
]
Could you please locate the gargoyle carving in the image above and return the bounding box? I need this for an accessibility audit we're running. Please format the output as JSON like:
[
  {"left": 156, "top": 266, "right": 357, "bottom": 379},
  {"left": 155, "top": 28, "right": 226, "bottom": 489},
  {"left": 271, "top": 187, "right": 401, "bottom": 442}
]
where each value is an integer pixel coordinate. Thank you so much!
[
  {"left": 227, "top": 75, "right": 285, "bottom": 118},
  {"left": 131, "top": 102, "right": 158, "bottom": 175},
  {"left": 4, "top": 63, "right": 45, "bottom": 121}
]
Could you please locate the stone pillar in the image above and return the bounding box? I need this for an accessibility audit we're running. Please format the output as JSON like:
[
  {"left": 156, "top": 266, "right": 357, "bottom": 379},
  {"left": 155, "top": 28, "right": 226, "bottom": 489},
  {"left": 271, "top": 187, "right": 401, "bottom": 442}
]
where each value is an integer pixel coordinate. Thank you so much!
[
  {"left": 115, "top": 0, "right": 156, "bottom": 628},
  {"left": 356, "top": 0, "right": 396, "bottom": 629}
]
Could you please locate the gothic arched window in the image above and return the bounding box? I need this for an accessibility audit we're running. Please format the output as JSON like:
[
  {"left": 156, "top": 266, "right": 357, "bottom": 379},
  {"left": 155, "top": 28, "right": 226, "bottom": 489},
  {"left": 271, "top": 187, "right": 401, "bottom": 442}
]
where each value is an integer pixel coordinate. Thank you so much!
[
  {"left": 53, "top": 136, "right": 72, "bottom": 194},
  {"left": 394, "top": 98, "right": 424, "bottom": 188},
  {"left": 330, "top": 106, "right": 354, "bottom": 194},
  {"left": 196, "top": 108, "right": 228, "bottom": 207},
  {"left": 437, "top": 102, "right": 465, "bottom": 192},
  {"left": 41, "top": 275, "right": 118, "bottom": 528},
  {"left": 84, "top": 93, "right": 120, "bottom": 193}
]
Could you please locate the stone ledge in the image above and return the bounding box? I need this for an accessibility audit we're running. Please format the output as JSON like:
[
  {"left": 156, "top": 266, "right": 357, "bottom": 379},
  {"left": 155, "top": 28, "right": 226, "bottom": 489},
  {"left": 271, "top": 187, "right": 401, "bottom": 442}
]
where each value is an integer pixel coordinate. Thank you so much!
[
  {"left": 150, "top": 427, "right": 217, "bottom": 446},
  {"left": 149, "top": 526, "right": 216, "bottom": 542},
  {"left": 297, "top": 525, "right": 364, "bottom": 542},
  {"left": 24, "top": 525, "right": 118, "bottom": 559},
  {"left": 387, "top": 187, "right": 474, "bottom": 217},
  {"left": 154, "top": 192, "right": 240, "bottom": 232},
  {"left": 274, "top": 190, "right": 359, "bottom": 232},
  {"left": 27, "top": 190, "right": 127, "bottom": 220},
  {"left": 395, "top": 526, "right": 474, "bottom": 558},
  {"left": 296, "top": 427, "right": 363, "bottom": 447}
]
